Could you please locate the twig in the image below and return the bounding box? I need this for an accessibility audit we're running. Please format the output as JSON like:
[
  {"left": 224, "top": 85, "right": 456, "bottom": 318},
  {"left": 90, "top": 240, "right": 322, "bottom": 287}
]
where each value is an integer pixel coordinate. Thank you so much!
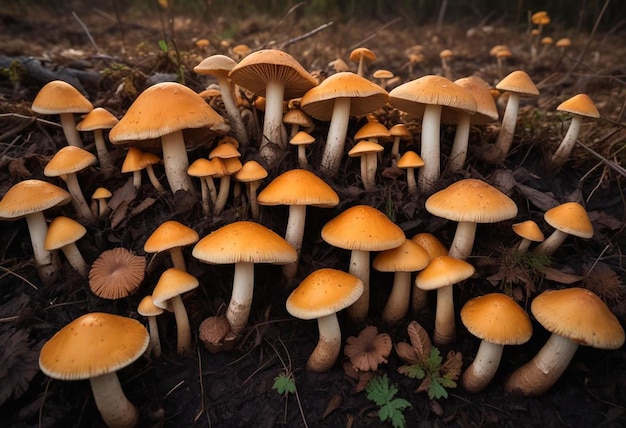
[
  {"left": 263, "top": 2, "right": 307, "bottom": 48},
  {"left": 0, "top": 265, "right": 38, "bottom": 290},
  {"left": 576, "top": 140, "right": 626, "bottom": 178},
  {"left": 193, "top": 346, "right": 211, "bottom": 425},
  {"left": 349, "top": 17, "right": 402, "bottom": 51},
  {"left": 279, "top": 21, "right": 334, "bottom": 50},
  {"left": 72, "top": 11, "right": 102, "bottom": 54},
  {"left": 0, "top": 113, "right": 61, "bottom": 128}
]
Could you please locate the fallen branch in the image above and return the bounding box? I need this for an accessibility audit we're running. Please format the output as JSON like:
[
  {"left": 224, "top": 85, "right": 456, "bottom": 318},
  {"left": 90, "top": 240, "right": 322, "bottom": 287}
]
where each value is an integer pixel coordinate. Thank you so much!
[{"left": 279, "top": 21, "right": 334, "bottom": 50}]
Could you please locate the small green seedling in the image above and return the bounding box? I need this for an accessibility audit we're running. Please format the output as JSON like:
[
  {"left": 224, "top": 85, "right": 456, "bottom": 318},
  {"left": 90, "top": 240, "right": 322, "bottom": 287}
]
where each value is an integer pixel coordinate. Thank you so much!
[
  {"left": 272, "top": 371, "right": 296, "bottom": 396},
  {"left": 365, "top": 374, "right": 412, "bottom": 428},
  {"left": 398, "top": 347, "right": 459, "bottom": 399}
]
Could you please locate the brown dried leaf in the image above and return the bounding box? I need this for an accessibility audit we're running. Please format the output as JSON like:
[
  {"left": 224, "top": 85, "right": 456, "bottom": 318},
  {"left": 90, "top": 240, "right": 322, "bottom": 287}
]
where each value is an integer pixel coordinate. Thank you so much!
[
  {"left": 582, "top": 262, "right": 625, "bottom": 303},
  {"left": 345, "top": 326, "right": 391, "bottom": 372},
  {"left": 321, "top": 393, "right": 342, "bottom": 420},
  {"left": 395, "top": 341, "right": 419, "bottom": 364},
  {"left": 407, "top": 320, "right": 432, "bottom": 362},
  {"left": 539, "top": 267, "right": 584, "bottom": 284},
  {"left": 416, "top": 376, "right": 431, "bottom": 394},
  {"left": 441, "top": 351, "right": 463, "bottom": 380},
  {"left": 0, "top": 328, "right": 41, "bottom": 406}
]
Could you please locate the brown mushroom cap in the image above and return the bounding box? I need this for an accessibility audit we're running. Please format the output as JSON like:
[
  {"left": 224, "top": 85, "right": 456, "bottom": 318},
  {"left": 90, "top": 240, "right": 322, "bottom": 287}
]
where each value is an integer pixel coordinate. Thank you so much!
[
  {"left": 137, "top": 295, "right": 164, "bottom": 317},
  {"left": 39, "top": 312, "right": 149, "bottom": 380},
  {"left": 531, "top": 288, "right": 624, "bottom": 349},
  {"left": 461, "top": 293, "right": 532, "bottom": 345},
  {"left": 89, "top": 248, "right": 146, "bottom": 299}
]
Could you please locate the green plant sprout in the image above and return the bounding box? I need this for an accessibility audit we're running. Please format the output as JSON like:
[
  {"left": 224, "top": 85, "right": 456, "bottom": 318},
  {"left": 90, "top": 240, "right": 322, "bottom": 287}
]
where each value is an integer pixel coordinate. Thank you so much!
[
  {"left": 365, "top": 374, "right": 412, "bottom": 428},
  {"left": 272, "top": 371, "right": 296, "bottom": 395},
  {"left": 268, "top": 338, "right": 308, "bottom": 427}
]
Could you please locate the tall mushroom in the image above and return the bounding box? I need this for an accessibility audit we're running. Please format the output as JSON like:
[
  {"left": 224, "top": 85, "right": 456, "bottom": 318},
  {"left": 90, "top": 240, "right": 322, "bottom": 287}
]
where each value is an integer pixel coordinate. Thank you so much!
[
  {"left": 192, "top": 221, "right": 297, "bottom": 335},
  {"left": 300, "top": 72, "right": 388, "bottom": 175},
  {"left": 505, "top": 288, "right": 624, "bottom": 396},
  {"left": 39, "top": 312, "right": 149, "bottom": 428},
  {"left": 137, "top": 295, "right": 164, "bottom": 358},
  {"left": 109, "top": 82, "right": 227, "bottom": 193},
  {"left": 0, "top": 179, "right": 71, "bottom": 284},
  {"left": 321, "top": 205, "right": 405, "bottom": 322},
  {"left": 229, "top": 49, "right": 318, "bottom": 168},
  {"left": 286, "top": 268, "right": 363, "bottom": 372}
]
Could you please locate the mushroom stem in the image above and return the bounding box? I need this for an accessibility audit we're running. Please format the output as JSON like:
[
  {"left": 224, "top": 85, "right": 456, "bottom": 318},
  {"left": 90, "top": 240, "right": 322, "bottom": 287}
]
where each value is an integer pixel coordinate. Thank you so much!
[
  {"left": 461, "top": 340, "right": 504, "bottom": 392},
  {"left": 550, "top": 115, "right": 582, "bottom": 167},
  {"left": 504, "top": 333, "right": 579, "bottom": 396},
  {"left": 226, "top": 261, "right": 254, "bottom": 335},
  {"left": 410, "top": 287, "right": 429, "bottom": 313},
  {"left": 365, "top": 152, "right": 378, "bottom": 190},
  {"left": 532, "top": 229, "right": 568, "bottom": 257},
  {"left": 307, "top": 313, "right": 341, "bottom": 372},
  {"left": 170, "top": 294, "right": 192, "bottom": 356},
  {"left": 390, "top": 137, "right": 402, "bottom": 160},
  {"left": 346, "top": 249, "right": 370, "bottom": 322},
  {"left": 247, "top": 181, "right": 262, "bottom": 221},
  {"left": 382, "top": 271, "right": 411, "bottom": 325},
  {"left": 63, "top": 173, "right": 96, "bottom": 222},
  {"left": 517, "top": 238, "right": 532, "bottom": 252},
  {"left": 448, "top": 221, "right": 477, "bottom": 260},
  {"left": 131, "top": 171, "right": 142, "bottom": 190},
  {"left": 61, "top": 243, "right": 88, "bottom": 276},
  {"left": 282, "top": 204, "right": 306, "bottom": 281},
  {"left": 297, "top": 144, "right": 308, "bottom": 168},
  {"left": 418, "top": 104, "right": 443, "bottom": 193},
  {"left": 320, "top": 97, "right": 351, "bottom": 175},
  {"left": 205, "top": 177, "right": 218, "bottom": 207},
  {"left": 259, "top": 79, "right": 287, "bottom": 168},
  {"left": 214, "top": 176, "right": 231, "bottom": 215},
  {"left": 147, "top": 316, "right": 162, "bottom": 358},
  {"left": 92, "top": 129, "right": 113, "bottom": 170},
  {"left": 25, "top": 211, "right": 60, "bottom": 284},
  {"left": 405, "top": 167, "right": 417, "bottom": 194},
  {"left": 59, "top": 112, "right": 84, "bottom": 148},
  {"left": 448, "top": 112, "right": 471, "bottom": 172},
  {"left": 161, "top": 130, "right": 194, "bottom": 193},
  {"left": 145, "top": 165, "right": 166, "bottom": 193},
  {"left": 216, "top": 76, "right": 249, "bottom": 149},
  {"left": 89, "top": 373, "right": 139, "bottom": 428},
  {"left": 358, "top": 155, "right": 372, "bottom": 190},
  {"left": 198, "top": 177, "right": 211, "bottom": 217},
  {"left": 433, "top": 284, "right": 456, "bottom": 345},
  {"left": 168, "top": 247, "right": 187, "bottom": 272},
  {"left": 490, "top": 92, "right": 520, "bottom": 162}
]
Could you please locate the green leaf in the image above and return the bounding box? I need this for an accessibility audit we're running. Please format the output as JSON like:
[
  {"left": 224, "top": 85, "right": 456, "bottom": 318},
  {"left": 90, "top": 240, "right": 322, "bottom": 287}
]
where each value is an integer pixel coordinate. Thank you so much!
[
  {"left": 438, "top": 377, "right": 457, "bottom": 388},
  {"left": 427, "top": 380, "right": 449, "bottom": 400},
  {"left": 366, "top": 375, "right": 412, "bottom": 428},
  {"left": 427, "top": 347, "right": 443, "bottom": 368},
  {"left": 157, "top": 39, "right": 169, "bottom": 53},
  {"left": 389, "top": 407, "right": 408, "bottom": 428},
  {"left": 398, "top": 364, "right": 426, "bottom": 379},
  {"left": 272, "top": 372, "right": 296, "bottom": 395}
]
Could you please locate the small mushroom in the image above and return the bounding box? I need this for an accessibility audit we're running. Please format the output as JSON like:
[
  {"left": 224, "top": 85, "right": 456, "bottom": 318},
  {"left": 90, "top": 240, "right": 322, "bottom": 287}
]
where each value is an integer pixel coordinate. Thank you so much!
[
  {"left": 512, "top": 220, "right": 545, "bottom": 252},
  {"left": 44, "top": 216, "right": 89, "bottom": 276},
  {"left": 532, "top": 202, "right": 593, "bottom": 256},
  {"left": 89, "top": 248, "right": 146, "bottom": 300},
  {"left": 144, "top": 220, "right": 199, "bottom": 272},
  {"left": 138, "top": 295, "right": 164, "bottom": 358}
]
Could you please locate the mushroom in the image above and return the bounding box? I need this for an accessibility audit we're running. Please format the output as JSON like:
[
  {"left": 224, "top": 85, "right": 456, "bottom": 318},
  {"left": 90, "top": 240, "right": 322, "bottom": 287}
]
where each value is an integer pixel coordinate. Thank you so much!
[
  {"left": 289, "top": 130, "right": 315, "bottom": 168},
  {"left": 233, "top": 160, "right": 268, "bottom": 221},
  {"left": 44, "top": 145, "right": 97, "bottom": 223},
  {"left": 31, "top": 80, "right": 93, "bottom": 147},
  {"left": 286, "top": 268, "right": 363, "bottom": 372},
  {"left": 109, "top": 82, "right": 227, "bottom": 193},
  {"left": 152, "top": 268, "right": 199, "bottom": 356},
  {"left": 348, "top": 140, "right": 384, "bottom": 190},
  {"left": 550, "top": 94, "right": 600, "bottom": 168},
  {"left": 144, "top": 220, "right": 199, "bottom": 272},
  {"left": 321, "top": 205, "right": 405, "bottom": 322},
  {"left": 397, "top": 151, "right": 425, "bottom": 196},
  {"left": 349, "top": 47, "right": 376, "bottom": 76},
  {"left": 91, "top": 187, "right": 112, "bottom": 218},
  {"left": 228, "top": 49, "right": 318, "bottom": 168},
  {"left": 300, "top": 72, "right": 388, "bottom": 175},
  {"left": 187, "top": 158, "right": 223, "bottom": 216},
  {"left": 425, "top": 179, "right": 518, "bottom": 260},
  {"left": 460, "top": 293, "right": 532, "bottom": 392},
  {"left": 44, "top": 216, "right": 89, "bottom": 276},
  {"left": 373, "top": 239, "right": 430, "bottom": 325},
  {"left": 76, "top": 107, "right": 118, "bottom": 171},
  {"left": 505, "top": 288, "right": 624, "bottom": 396},
  {"left": 439, "top": 49, "right": 454, "bottom": 80},
  {"left": 409, "top": 232, "right": 448, "bottom": 313},
  {"left": 482, "top": 70, "right": 538, "bottom": 163},
  {"left": 138, "top": 295, "right": 164, "bottom": 358},
  {"left": 208, "top": 142, "right": 242, "bottom": 215},
  {"left": 194, "top": 54, "right": 249, "bottom": 148},
  {"left": 192, "top": 221, "right": 297, "bottom": 335},
  {"left": 344, "top": 325, "right": 392, "bottom": 372},
  {"left": 0, "top": 179, "right": 70, "bottom": 284},
  {"left": 198, "top": 315, "right": 232, "bottom": 353},
  {"left": 121, "top": 146, "right": 147, "bottom": 190},
  {"left": 283, "top": 108, "right": 314, "bottom": 139},
  {"left": 372, "top": 69, "right": 394, "bottom": 89},
  {"left": 512, "top": 220, "right": 545, "bottom": 252},
  {"left": 389, "top": 75, "right": 476, "bottom": 192},
  {"left": 532, "top": 202, "right": 593, "bottom": 256},
  {"left": 415, "top": 255, "right": 475, "bottom": 345},
  {"left": 389, "top": 123, "right": 412, "bottom": 160},
  {"left": 89, "top": 248, "right": 146, "bottom": 300},
  {"left": 39, "top": 312, "right": 149, "bottom": 428},
  {"left": 258, "top": 169, "right": 339, "bottom": 281}
]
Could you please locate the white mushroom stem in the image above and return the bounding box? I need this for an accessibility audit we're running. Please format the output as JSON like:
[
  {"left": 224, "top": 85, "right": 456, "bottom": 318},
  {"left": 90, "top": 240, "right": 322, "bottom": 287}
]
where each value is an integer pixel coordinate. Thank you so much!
[
  {"left": 307, "top": 313, "right": 341, "bottom": 372},
  {"left": 60, "top": 243, "right": 88, "bottom": 276},
  {"left": 281, "top": 205, "right": 306, "bottom": 281},
  {"left": 205, "top": 177, "right": 218, "bottom": 207},
  {"left": 358, "top": 155, "right": 372, "bottom": 190},
  {"left": 382, "top": 271, "right": 411, "bottom": 325},
  {"left": 131, "top": 171, "right": 142, "bottom": 189},
  {"left": 418, "top": 104, "right": 443, "bottom": 193},
  {"left": 297, "top": 144, "right": 308, "bottom": 168},
  {"left": 63, "top": 173, "right": 95, "bottom": 223},
  {"left": 198, "top": 177, "right": 211, "bottom": 217},
  {"left": 170, "top": 294, "right": 192, "bottom": 356},
  {"left": 260, "top": 80, "right": 287, "bottom": 168},
  {"left": 89, "top": 373, "right": 139, "bottom": 428},
  {"left": 214, "top": 176, "right": 231, "bottom": 215},
  {"left": 215, "top": 75, "right": 249, "bottom": 149},
  {"left": 405, "top": 167, "right": 417, "bottom": 194},
  {"left": 448, "top": 112, "right": 471, "bottom": 172},
  {"left": 390, "top": 137, "right": 402, "bottom": 160},
  {"left": 410, "top": 287, "right": 428, "bottom": 313},
  {"left": 448, "top": 221, "right": 477, "bottom": 260},
  {"left": 59, "top": 112, "right": 84, "bottom": 148},
  {"left": 226, "top": 261, "right": 254, "bottom": 335},
  {"left": 433, "top": 285, "right": 456, "bottom": 345},
  {"left": 517, "top": 238, "right": 532, "bottom": 252},
  {"left": 490, "top": 92, "right": 520, "bottom": 162},
  {"left": 146, "top": 316, "right": 162, "bottom": 358},
  {"left": 346, "top": 249, "right": 370, "bottom": 322},
  {"left": 25, "top": 211, "right": 60, "bottom": 284},
  {"left": 247, "top": 181, "right": 262, "bottom": 221},
  {"left": 365, "top": 153, "right": 378, "bottom": 190},
  {"left": 168, "top": 247, "right": 187, "bottom": 272},
  {"left": 161, "top": 130, "right": 194, "bottom": 193},
  {"left": 92, "top": 129, "right": 113, "bottom": 170},
  {"left": 550, "top": 114, "right": 583, "bottom": 167},
  {"left": 96, "top": 199, "right": 109, "bottom": 217},
  {"left": 320, "top": 97, "right": 351, "bottom": 175},
  {"left": 532, "top": 229, "right": 569, "bottom": 257},
  {"left": 504, "top": 333, "right": 579, "bottom": 397},
  {"left": 461, "top": 340, "right": 504, "bottom": 392},
  {"left": 145, "top": 165, "right": 166, "bottom": 193}
]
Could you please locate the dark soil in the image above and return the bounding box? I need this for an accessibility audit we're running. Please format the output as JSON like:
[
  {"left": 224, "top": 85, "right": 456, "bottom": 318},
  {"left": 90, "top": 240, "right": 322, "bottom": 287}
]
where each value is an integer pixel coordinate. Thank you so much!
[{"left": 1, "top": 3, "right": 625, "bottom": 428}]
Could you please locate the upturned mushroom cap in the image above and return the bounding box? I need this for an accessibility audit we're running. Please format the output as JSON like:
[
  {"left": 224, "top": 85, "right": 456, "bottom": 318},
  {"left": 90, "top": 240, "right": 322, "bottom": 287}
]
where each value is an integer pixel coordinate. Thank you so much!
[
  {"left": 39, "top": 312, "right": 149, "bottom": 380},
  {"left": 0, "top": 179, "right": 71, "bottom": 219},
  {"left": 89, "top": 248, "right": 146, "bottom": 299},
  {"left": 556, "top": 93, "right": 600, "bottom": 118},
  {"left": 415, "top": 255, "right": 475, "bottom": 290},
  {"left": 144, "top": 221, "right": 199, "bottom": 254},
  {"left": 286, "top": 268, "right": 363, "bottom": 319},
  {"left": 531, "top": 288, "right": 624, "bottom": 349},
  {"left": 544, "top": 202, "right": 593, "bottom": 239},
  {"left": 31, "top": 80, "right": 93, "bottom": 116},
  {"left": 461, "top": 293, "right": 532, "bottom": 345}
]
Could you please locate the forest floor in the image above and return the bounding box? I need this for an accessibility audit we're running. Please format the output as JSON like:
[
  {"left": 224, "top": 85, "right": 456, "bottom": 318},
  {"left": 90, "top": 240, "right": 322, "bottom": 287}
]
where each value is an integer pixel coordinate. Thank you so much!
[{"left": 0, "top": 3, "right": 625, "bottom": 428}]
